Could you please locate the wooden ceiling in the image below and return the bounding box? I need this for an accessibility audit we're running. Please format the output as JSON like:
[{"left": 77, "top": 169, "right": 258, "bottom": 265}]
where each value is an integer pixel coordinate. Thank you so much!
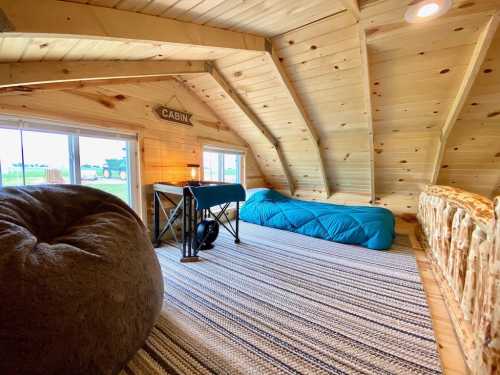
[
  {"left": 67, "top": 0, "right": 346, "bottom": 37},
  {"left": 438, "top": 29, "right": 500, "bottom": 198},
  {"left": 0, "top": 0, "right": 499, "bottom": 214},
  {"left": 273, "top": 12, "right": 371, "bottom": 199}
]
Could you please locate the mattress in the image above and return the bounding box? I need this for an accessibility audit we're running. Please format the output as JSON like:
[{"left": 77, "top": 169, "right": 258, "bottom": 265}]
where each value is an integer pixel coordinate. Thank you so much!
[{"left": 240, "top": 189, "right": 395, "bottom": 250}]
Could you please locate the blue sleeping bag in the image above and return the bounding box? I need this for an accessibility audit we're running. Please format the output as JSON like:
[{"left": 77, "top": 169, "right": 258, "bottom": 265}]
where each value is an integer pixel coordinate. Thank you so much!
[{"left": 240, "top": 189, "right": 395, "bottom": 250}]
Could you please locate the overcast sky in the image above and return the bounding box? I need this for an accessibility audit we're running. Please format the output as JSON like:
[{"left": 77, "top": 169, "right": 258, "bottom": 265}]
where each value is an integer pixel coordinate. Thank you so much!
[{"left": 0, "top": 129, "right": 126, "bottom": 168}]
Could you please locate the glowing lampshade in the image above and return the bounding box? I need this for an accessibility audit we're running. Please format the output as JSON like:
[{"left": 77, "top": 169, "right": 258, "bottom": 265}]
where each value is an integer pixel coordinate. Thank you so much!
[{"left": 187, "top": 163, "right": 200, "bottom": 182}]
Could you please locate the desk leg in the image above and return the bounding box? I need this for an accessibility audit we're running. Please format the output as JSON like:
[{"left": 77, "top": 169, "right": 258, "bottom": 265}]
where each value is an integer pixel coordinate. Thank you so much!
[
  {"left": 153, "top": 191, "right": 160, "bottom": 247},
  {"left": 235, "top": 201, "right": 240, "bottom": 244},
  {"left": 180, "top": 192, "right": 199, "bottom": 263},
  {"left": 182, "top": 195, "right": 187, "bottom": 258},
  {"left": 188, "top": 194, "right": 192, "bottom": 257}
]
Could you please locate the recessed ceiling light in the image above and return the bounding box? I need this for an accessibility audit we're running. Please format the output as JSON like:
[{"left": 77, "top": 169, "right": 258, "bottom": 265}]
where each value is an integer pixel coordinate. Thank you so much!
[
  {"left": 417, "top": 3, "right": 440, "bottom": 17},
  {"left": 405, "top": 0, "right": 452, "bottom": 24}
]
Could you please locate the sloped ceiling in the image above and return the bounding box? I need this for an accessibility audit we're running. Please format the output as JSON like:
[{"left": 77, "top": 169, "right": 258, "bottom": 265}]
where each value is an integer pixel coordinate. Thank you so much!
[
  {"left": 367, "top": 9, "right": 494, "bottom": 212},
  {"left": 273, "top": 12, "right": 370, "bottom": 200},
  {"left": 438, "top": 31, "right": 500, "bottom": 197},
  {"left": 67, "top": 0, "right": 346, "bottom": 37},
  {"left": 1, "top": 0, "right": 499, "bottom": 215},
  {"left": 179, "top": 55, "right": 299, "bottom": 190},
  {"left": 181, "top": 48, "right": 332, "bottom": 196}
]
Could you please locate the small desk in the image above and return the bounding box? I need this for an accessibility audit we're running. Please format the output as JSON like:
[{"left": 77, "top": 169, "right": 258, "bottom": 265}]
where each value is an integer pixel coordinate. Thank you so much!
[{"left": 152, "top": 181, "right": 241, "bottom": 262}]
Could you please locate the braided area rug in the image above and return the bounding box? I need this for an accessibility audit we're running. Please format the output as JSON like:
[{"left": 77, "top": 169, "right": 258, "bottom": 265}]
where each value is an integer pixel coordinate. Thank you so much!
[{"left": 122, "top": 222, "right": 442, "bottom": 375}]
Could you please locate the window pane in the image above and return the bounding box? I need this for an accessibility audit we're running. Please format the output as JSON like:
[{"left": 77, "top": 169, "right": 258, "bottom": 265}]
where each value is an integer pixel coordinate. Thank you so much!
[
  {"left": 79, "top": 136, "right": 130, "bottom": 204},
  {"left": 22, "top": 131, "right": 71, "bottom": 185},
  {"left": 223, "top": 154, "right": 240, "bottom": 183},
  {"left": 203, "top": 151, "right": 219, "bottom": 181},
  {"left": 0, "top": 128, "right": 23, "bottom": 186}
]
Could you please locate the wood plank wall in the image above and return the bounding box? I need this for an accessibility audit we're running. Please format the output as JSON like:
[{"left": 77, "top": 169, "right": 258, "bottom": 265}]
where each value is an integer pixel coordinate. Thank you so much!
[
  {"left": 360, "top": 0, "right": 500, "bottom": 213},
  {"left": 272, "top": 11, "right": 372, "bottom": 205},
  {"left": 214, "top": 52, "right": 326, "bottom": 194},
  {"left": 180, "top": 66, "right": 290, "bottom": 189},
  {"left": 438, "top": 30, "right": 500, "bottom": 197},
  {"left": 0, "top": 78, "right": 266, "bottom": 225}
]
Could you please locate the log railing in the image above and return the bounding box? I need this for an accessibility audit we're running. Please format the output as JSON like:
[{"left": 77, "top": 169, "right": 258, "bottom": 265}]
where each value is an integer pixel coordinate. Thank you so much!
[{"left": 418, "top": 185, "right": 499, "bottom": 374}]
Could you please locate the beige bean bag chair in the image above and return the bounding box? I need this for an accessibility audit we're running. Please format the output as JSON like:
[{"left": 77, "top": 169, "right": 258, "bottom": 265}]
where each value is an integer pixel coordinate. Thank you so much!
[{"left": 0, "top": 185, "right": 163, "bottom": 375}]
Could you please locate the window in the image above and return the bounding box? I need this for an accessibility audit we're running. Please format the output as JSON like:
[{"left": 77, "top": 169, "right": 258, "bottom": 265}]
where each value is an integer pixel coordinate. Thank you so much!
[
  {"left": 202, "top": 147, "right": 243, "bottom": 184},
  {"left": 23, "top": 131, "right": 71, "bottom": 185},
  {"left": 79, "top": 136, "right": 132, "bottom": 207},
  {"left": 0, "top": 128, "right": 23, "bottom": 186},
  {"left": 0, "top": 119, "right": 138, "bottom": 210}
]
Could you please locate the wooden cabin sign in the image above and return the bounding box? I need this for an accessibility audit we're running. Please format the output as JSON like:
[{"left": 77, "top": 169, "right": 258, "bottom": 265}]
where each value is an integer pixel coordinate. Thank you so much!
[{"left": 155, "top": 106, "right": 193, "bottom": 126}]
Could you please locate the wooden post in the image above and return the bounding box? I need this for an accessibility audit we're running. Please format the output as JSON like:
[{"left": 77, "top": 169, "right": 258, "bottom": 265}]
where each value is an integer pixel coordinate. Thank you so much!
[
  {"left": 359, "top": 27, "right": 376, "bottom": 204},
  {"left": 478, "top": 196, "right": 500, "bottom": 373}
]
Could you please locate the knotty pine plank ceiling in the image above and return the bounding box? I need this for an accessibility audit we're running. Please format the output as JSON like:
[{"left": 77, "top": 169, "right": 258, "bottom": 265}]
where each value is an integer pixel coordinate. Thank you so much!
[
  {"left": 66, "top": 0, "right": 347, "bottom": 37},
  {"left": 438, "top": 31, "right": 500, "bottom": 198},
  {"left": 273, "top": 12, "right": 371, "bottom": 197}
]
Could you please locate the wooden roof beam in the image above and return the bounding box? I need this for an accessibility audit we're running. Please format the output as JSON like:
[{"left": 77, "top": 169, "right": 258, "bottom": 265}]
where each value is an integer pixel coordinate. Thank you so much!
[
  {"left": 339, "top": 0, "right": 361, "bottom": 21},
  {"left": 274, "top": 145, "right": 296, "bottom": 197},
  {"left": 0, "top": 0, "right": 267, "bottom": 52},
  {"left": 430, "top": 13, "right": 500, "bottom": 184},
  {"left": 359, "top": 27, "right": 376, "bottom": 204},
  {"left": 0, "top": 60, "right": 208, "bottom": 90},
  {"left": 206, "top": 62, "right": 295, "bottom": 196},
  {"left": 267, "top": 44, "right": 331, "bottom": 198}
]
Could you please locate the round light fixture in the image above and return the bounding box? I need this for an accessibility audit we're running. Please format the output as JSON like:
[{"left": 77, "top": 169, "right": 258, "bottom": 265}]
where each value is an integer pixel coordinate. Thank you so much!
[
  {"left": 405, "top": 0, "right": 452, "bottom": 23},
  {"left": 417, "top": 3, "right": 440, "bottom": 17}
]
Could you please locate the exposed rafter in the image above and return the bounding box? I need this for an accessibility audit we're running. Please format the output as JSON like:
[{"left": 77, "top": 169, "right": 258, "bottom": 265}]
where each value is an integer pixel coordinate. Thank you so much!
[
  {"left": 205, "top": 63, "right": 277, "bottom": 147},
  {"left": 359, "top": 27, "right": 376, "bottom": 204},
  {"left": 175, "top": 77, "right": 271, "bottom": 189},
  {"left": 206, "top": 62, "right": 295, "bottom": 195},
  {"left": 0, "top": 60, "right": 208, "bottom": 89},
  {"left": 0, "top": 76, "right": 184, "bottom": 96},
  {"left": 430, "top": 12, "right": 500, "bottom": 184},
  {"left": 0, "top": 0, "right": 267, "bottom": 52},
  {"left": 275, "top": 146, "right": 295, "bottom": 196},
  {"left": 339, "top": 0, "right": 361, "bottom": 21},
  {"left": 267, "top": 45, "right": 331, "bottom": 198}
]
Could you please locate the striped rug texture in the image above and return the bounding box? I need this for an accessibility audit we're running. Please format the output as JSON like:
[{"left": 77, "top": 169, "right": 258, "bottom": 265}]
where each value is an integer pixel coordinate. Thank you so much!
[{"left": 122, "top": 222, "right": 442, "bottom": 375}]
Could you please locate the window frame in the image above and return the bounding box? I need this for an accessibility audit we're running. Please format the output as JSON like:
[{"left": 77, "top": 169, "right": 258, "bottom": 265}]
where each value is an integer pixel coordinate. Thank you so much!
[
  {"left": 201, "top": 144, "right": 245, "bottom": 185},
  {"left": 0, "top": 116, "right": 141, "bottom": 214}
]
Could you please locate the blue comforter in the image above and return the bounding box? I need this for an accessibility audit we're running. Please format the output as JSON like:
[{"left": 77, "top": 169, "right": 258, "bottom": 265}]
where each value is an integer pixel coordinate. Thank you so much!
[{"left": 240, "top": 189, "right": 395, "bottom": 250}]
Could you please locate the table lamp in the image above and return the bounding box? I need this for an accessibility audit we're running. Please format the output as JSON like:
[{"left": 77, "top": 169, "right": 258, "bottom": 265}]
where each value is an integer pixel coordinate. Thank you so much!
[{"left": 187, "top": 163, "right": 200, "bottom": 183}]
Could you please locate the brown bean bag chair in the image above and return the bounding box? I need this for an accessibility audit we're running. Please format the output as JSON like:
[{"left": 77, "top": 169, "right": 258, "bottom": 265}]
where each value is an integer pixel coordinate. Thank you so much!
[{"left": 0, "top": 185, "right": 163, "bottom": 375}]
